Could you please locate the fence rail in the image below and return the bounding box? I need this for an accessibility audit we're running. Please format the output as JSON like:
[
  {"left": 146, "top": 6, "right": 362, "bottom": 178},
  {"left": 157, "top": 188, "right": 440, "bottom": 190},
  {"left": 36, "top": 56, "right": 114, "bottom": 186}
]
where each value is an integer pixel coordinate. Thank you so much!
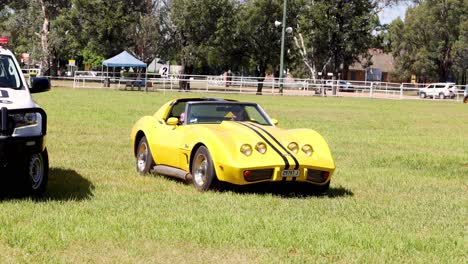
[{"left": 39, "top": 74, "right": 467, "bottom": 102}]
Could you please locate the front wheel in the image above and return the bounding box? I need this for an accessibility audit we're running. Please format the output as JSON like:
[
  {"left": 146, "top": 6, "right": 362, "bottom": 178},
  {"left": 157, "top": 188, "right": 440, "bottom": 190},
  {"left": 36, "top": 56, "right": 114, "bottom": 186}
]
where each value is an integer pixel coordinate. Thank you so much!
[
  {"left": 136, "top": 136, "right": 155, "bottom": 174},
  {"left": 439, "top": 93, "right": 446, "bottom": 99},
  {"left": 419, "top": 92, "right": 426, "bottom": 99},
  {"left": 24, "top": 149, "right": 49, "bottom": 196},
  {"left": 191, "top": 146, "right": 218, "bottom": 191}
]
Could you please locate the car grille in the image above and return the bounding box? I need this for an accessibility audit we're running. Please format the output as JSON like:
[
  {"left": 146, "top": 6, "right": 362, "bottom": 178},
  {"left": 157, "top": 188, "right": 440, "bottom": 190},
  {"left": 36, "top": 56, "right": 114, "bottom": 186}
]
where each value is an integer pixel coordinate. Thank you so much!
[{"left": 244, "top": 169, "right": 274, "bottom": 182}]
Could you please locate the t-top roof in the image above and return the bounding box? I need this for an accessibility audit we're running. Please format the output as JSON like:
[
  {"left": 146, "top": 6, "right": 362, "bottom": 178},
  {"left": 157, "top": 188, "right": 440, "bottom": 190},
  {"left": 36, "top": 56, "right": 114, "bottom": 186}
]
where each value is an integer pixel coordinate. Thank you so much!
[{"left": 102, "top": 51, "right": 147, "bottom": 68}]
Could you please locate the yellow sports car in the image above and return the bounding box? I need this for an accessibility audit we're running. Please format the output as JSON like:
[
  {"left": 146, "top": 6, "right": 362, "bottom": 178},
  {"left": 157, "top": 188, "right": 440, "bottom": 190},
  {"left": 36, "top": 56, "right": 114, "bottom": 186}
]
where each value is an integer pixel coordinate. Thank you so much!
[{"left": 131, "top": 98, "right": 335, "bottom": 192}]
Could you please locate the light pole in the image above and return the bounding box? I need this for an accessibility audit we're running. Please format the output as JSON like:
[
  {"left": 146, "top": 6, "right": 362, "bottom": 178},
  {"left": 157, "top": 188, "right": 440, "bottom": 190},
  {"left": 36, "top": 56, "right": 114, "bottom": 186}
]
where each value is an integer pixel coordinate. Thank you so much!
[{"left": 277, "top": 0, "right": 291, "bottom": 94}]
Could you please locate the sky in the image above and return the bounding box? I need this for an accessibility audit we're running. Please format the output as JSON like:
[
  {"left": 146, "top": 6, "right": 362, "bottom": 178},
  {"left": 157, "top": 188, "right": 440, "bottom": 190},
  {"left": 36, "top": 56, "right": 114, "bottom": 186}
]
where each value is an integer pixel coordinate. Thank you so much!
[{"left": 378, "top": 2, "right": 411, "bottom": 24}]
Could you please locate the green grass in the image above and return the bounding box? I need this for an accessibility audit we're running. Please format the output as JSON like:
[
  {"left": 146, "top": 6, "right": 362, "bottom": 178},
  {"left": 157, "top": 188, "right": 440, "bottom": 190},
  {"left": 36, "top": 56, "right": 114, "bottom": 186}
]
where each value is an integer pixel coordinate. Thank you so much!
[{"left": 1, "top": 88, "right": 467, "bottom": 263}]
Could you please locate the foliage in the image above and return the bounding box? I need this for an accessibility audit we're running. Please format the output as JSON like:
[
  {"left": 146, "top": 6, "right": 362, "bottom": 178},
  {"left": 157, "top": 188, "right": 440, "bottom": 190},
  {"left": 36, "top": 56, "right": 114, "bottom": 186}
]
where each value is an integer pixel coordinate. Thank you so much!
[
  {"left": 388, "top": 0, "right": 467, "bottom": 83},
  {"left": 1, "top": 0, "right": 465, "bottom": 85},
  {"left": 80, "top": 49, "right": 105, "bottom": 67},
  {"left": 169, "top": 0, "right": 237, "bottom": 74}
]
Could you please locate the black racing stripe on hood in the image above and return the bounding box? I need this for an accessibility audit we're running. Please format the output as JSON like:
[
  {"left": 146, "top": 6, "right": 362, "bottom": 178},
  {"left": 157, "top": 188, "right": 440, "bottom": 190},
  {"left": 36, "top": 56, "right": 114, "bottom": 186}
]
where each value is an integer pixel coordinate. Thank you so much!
[
  {"left": 237, "top": 122, "right": 290, "bottom": 169},
  {"left": 249, "top": 123, "right": 300, "bottom": 170},
  {"left": 0, "top": 90, "right": 8, "bottom": 98}
]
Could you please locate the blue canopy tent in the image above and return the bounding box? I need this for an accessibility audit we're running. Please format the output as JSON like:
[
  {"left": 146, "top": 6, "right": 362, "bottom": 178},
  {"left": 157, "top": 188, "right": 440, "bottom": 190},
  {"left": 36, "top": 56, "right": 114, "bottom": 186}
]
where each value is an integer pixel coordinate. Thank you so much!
[{"left": 102, "top": 51, "right": 148, "bottom": 90}]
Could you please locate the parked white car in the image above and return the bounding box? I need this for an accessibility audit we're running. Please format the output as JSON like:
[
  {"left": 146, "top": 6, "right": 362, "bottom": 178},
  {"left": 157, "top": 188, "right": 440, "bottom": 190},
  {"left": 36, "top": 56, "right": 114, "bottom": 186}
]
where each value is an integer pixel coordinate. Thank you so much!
[
  {"left": 325, "top": 80, "right": 355, "bottom": 92},
  {"left": 0, "top": 45, "right": 50, "bottom": 196},
  {"left": 419, "top": 83, "right": 457, "bottom": 99}
]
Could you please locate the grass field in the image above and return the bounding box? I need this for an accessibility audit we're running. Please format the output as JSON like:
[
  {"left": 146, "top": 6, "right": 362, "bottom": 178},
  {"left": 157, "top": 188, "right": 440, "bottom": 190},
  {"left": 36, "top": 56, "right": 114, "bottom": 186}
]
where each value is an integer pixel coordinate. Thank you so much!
[{"left": 1, "top": 88, "right": 467, "bottom": 263}]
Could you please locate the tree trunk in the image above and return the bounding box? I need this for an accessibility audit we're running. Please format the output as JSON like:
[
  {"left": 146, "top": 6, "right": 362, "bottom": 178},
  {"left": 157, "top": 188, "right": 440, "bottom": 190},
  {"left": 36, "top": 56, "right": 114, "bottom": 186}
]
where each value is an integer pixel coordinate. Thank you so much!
[
  {"left": 38, "top": 0, "right": 51, "bottom": 76},
  {"left": 179, "top": 63, "right": 186, "bottom": 90},
  {"left": 256, "top": 64, "right": 266, "bottom": 95}
]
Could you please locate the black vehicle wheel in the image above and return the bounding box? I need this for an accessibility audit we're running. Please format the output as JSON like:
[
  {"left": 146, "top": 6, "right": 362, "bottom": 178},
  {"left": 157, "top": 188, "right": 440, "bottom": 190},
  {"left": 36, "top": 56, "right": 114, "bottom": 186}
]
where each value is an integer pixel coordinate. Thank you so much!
[
  {"left": 439, "top": 93, "right": 446, "bottom": 99},
  {"left": 464, "top": 96, "right": 468, "bottom": 103},
  {"left": 136, "top": 136, "right": 155, "bottom": 175},
  {"left": 191, "top": 146, "right": 218, "bottom": 191},
  {"left": 419, "top": 92, "right": 426, "bottom": 99},
  {"left": 24, "top": 149, "right": 49, "bottom": 196}
]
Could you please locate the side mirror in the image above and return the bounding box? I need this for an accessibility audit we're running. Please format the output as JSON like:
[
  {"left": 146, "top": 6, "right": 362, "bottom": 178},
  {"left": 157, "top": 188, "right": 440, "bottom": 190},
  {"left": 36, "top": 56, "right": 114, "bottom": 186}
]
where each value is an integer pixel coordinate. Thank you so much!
[
  {"left": 167, "top": 117, "right": 179, "bottom": 126},
  {"left": 271, "top": 118, "right": 279, "bottom": 126},
  {"left": 30, "top": 77, "right": 51, "bottom": 93}
]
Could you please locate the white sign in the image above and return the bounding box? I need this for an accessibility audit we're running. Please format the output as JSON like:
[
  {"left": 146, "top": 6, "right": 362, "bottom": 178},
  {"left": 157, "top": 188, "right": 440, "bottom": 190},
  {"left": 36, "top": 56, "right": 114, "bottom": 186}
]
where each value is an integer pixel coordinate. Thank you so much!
[{"left": 159, "top": 65, "right": 169, "bottom": 77}]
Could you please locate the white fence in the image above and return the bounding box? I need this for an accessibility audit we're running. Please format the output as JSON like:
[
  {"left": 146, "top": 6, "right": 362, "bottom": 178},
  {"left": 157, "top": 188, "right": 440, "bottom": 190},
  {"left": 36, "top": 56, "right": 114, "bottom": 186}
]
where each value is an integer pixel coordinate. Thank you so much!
[{"left": 42, "top": 73, "right": 467, "bottom": 102}]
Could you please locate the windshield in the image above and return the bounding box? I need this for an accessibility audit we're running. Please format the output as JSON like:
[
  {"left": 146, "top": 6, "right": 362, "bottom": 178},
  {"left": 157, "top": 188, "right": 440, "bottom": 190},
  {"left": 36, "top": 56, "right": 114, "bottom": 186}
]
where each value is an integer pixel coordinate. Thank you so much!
[
  {"left": 186, "top": 103, "right": 271, "bottom": 125},
  {"left": 0, "top": 55, "right": 22, "bottom": 89}
]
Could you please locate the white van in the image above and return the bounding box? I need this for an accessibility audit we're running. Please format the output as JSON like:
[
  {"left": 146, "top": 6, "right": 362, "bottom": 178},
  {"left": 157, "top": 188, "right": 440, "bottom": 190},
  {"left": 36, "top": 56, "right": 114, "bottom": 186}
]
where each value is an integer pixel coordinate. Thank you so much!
[
  {"left": 0, "top": 46, "right": 50, "bottom": 196},
  {"left": 419, "top": 83, "right": 457, "bottom": 99}
]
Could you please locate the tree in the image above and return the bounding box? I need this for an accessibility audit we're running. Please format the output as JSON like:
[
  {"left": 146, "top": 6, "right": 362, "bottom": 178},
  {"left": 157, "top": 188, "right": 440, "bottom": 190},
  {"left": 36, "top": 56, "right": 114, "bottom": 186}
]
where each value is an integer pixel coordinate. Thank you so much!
[
  {"left": 169, "top": 0, "right": 237, "bottom": 89},
  {"left": 389, "top": 0, "right": 467, "bottom": 83},
  {"left": 294, "top": 0, "right": 375, "bottom": 80},
  {"left": 237, "top": 0, "right": 301, "bottom": 94}
]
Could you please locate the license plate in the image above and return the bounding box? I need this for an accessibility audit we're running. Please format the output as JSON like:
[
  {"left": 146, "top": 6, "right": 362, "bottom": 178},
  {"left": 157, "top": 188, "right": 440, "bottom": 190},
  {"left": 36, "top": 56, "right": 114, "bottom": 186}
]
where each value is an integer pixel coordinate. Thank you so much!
[{"left": 281, "top": 170, "right": 299, "bottom": 177}]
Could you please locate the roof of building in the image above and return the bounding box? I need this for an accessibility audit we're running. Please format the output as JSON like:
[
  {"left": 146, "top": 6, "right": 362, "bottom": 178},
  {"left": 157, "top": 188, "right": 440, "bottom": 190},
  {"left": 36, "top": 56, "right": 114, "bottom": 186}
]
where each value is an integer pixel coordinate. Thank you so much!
[{"left": 349, "top": 49, "right": 395, "bottom": 72}]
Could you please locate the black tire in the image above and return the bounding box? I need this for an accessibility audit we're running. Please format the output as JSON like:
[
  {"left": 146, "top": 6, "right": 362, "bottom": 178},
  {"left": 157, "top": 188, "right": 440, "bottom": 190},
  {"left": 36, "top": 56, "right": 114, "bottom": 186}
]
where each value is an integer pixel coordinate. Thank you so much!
[
  {"left": 419, "top": 92, "right": 426, "bottom": 99},
  {"left": 24, "top": 149, "right": 49, "bottom": 196},
  {"left": 464, "top": 96, "right": 468, "bottom": 103},
  {"left": 191, "top": 146, "right": 218, "bottom": 191},
  {"left": 136, "top": 136, "right": 155, "bottom": 175},
  {"left": 439, "top": 93, "right": 445, "bottom": 99}
]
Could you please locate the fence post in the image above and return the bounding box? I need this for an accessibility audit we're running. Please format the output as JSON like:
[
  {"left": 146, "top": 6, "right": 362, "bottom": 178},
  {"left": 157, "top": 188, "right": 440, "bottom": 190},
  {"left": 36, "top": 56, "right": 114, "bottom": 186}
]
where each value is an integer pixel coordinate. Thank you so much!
[
  {"left": 370, "top": 82, "right": 373, "bottom": 98},
  {"left": 240, "top": 76, "right": 243, "bottom": 93},
  {"left": 399, "top": 84, "right": 403, "bottom": 99}
]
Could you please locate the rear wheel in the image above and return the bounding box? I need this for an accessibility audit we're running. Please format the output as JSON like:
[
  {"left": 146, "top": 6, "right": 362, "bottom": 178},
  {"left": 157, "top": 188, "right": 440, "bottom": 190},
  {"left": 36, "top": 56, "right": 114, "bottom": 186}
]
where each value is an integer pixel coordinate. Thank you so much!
[
  {"left": 191, "top": 146, "right": 218, "bottom": 191},
  {"left": 136, "top": 136, "right": 154, "bottom": 174},
  {"left": 24, "top": 149, "right": 49, "bottom": 196}
]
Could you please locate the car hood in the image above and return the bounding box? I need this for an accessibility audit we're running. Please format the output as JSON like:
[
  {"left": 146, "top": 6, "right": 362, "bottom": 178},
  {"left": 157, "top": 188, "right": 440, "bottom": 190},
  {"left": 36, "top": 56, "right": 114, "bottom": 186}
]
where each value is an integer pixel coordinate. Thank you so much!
[
  {"left": 192, "top": 121, "right": 325, "bottom": 151},
  {"left": 0, "top": 88, "right": 36, "bottom": 109}
]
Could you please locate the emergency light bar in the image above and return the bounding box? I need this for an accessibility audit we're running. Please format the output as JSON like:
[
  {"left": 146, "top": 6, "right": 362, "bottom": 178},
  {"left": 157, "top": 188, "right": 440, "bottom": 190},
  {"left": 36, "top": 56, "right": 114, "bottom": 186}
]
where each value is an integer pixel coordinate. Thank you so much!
[{"left": 0, "top": 37, "right": 9, "bottom": 44}]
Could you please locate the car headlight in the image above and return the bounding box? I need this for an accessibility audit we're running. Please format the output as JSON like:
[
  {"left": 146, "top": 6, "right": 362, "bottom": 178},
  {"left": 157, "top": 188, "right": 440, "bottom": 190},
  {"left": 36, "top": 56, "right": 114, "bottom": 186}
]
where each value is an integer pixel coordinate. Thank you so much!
[
  {"left": 255, "top": 142, "right": 267, "bottom": 154},
  {"left": 287, "top": 142, "right": 299, "bottom": 154},
  {"left": 11, "top": 112, "right": 42, "bottom": 137},
  {"left": 240, "top": 144, "right": 252, "bottom": 156},
  {"left": 302, "top": 144, "right": 313, "bottom": 156}
]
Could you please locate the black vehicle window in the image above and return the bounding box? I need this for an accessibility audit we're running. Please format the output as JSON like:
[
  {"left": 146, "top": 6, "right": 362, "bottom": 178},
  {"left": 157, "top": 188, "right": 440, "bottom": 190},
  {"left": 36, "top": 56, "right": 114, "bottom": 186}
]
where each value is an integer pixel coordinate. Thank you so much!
[
  {"left": 0, "top": 55, "right": 21, "bottom": 89},
  {"left": 167, "top": 102, "right": 186, "bottom": 120}
]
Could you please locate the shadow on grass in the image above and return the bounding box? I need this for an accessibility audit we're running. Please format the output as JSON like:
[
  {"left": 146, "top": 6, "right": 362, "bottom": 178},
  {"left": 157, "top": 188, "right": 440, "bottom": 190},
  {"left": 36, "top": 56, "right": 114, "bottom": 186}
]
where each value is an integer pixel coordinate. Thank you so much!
[
  {"left": 43, "top": 168, "right": 95, "bottom": 201},
  {"left": 0, "top": 168, "right": 94, "bottom": 202},
  {"left": 159, "top": 175, "right": 353, "bottom": 199},
  {"left": 220, "top": 182, "right": 354, "bottom": 199}
]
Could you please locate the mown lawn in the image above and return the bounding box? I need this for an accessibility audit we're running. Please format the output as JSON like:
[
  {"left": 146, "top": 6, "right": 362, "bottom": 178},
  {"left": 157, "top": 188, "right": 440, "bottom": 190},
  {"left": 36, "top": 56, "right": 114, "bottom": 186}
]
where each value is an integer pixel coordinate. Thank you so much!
[{"left": 1, "top": 88, "right": 466, "bottom": 263}]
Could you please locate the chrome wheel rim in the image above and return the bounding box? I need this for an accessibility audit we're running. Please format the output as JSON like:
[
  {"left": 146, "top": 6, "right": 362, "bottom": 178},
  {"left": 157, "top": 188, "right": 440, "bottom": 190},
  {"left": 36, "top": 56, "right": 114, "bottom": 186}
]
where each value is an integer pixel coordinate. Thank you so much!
[
  {"left": 137, "top": 142, "right": 148, "bottom": 172},
  {"left": 193, "top": 154, "right": 208, "bottom": 187},
  {"left": 29, "top": 154, "right": 44, "bottom": 190}
]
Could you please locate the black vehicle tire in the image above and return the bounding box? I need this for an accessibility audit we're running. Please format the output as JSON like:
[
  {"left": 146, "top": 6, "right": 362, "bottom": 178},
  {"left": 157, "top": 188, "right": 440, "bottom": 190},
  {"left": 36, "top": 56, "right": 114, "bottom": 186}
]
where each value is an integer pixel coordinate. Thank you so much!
[
  {"left": 136, "top": 136, "right": 155, "bottom": 175},
  {"left": 24, "top": 149, "right": 49, "bottom": 197},
  {"left": 439, "top": 93, "right": 446, "bottom": 99},
  {"left": 191, "top": 146, "right": 218, "bottom": 191},
  {"left": 419, "top": 92, "right": 426, "bottom": 99}
]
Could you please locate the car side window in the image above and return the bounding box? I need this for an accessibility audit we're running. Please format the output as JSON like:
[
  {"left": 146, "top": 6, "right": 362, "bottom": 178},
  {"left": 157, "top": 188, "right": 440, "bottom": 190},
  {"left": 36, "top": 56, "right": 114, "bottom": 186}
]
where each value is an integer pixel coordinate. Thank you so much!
[{"left": 167, "top": 102, "right": 186, "bottom": 122}]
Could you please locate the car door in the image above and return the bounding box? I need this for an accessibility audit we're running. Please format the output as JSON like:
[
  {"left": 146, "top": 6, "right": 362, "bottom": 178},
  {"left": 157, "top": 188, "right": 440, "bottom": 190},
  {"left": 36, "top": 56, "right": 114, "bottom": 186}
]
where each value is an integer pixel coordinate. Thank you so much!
[
  {"left": 152, "top": 102, "right": 187, "bottom": 168},
  {"left": 427, "top": 84, "right": 435, "bottom": 96}
]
